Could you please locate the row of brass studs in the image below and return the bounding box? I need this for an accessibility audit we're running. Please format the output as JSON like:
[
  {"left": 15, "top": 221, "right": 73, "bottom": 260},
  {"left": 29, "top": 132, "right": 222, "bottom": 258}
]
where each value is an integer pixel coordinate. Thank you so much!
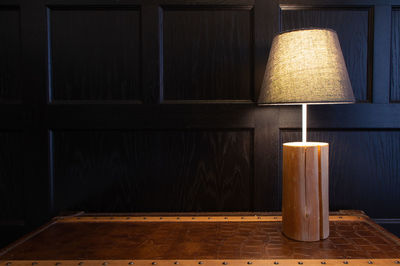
[
  {"left": 61, "top": 216, "right": 361, "bottom": 221},
  {"left": 73, "top": 217, "right": 278, "bottom": 220},
  {"left": 4, "top": 261, "right": 400, "bottom": 265}
]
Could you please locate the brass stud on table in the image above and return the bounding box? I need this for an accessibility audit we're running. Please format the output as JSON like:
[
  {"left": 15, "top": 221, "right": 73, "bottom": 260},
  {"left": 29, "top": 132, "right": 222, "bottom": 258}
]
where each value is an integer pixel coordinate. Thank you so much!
[
  {"left": 152, "top": 262, "right": 157, "bottom": 265},
  {"left": 198, "top": 261, "right": 203, "bottom": 264},
  {"left": 222, "top": 262, "right": 227, "bottom": 265},
  {"left": 274, "top": 262, "right": 279, "bottom": 265},
  {"left": 321, "top": 262, "right": 326, "bottom": 265},
  {"left": 247, "top": 262, "right": 252, "bottom": 265},
  {"left": 298, "top": 262, "right": 303, "bottom": 265},
  {"left": 174, "top": 262, "right": 179, "bottom": 265},
  {"left": 128, "top": 262, "right": 134, "bottom": 265}
]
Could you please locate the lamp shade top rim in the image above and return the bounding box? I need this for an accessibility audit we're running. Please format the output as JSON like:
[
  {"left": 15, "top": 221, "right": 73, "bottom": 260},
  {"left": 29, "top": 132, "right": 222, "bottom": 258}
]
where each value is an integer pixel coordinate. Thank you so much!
[{"left": 278, "top": 27, "right": 337, "bottom": 36}]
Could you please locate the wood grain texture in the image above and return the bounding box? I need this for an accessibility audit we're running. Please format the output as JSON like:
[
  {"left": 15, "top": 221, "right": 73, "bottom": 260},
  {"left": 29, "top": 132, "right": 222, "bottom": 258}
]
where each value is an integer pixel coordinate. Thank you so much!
[
  {"left": 280, "top": 8, "right": 370, "bottom": 102},
  {"left": 391, "top": 8, "right": 400, "bottom": 102},
  {"left": 372, "top": 5, "right": 391, "bottom": 104},
  {"left": 319, "top": 144, "right": 329, "bottom": 239},
  {"left": 282, "top": 143, "right": 329, "bottom": 241},
  {"left": 162, "top": 6, "right": 253, "bottom": 101},
  {"left": 0, "top": 7, "right": 20, "bottom": 102},
  {"left": 0, "top": 132, "right": 24, "bottom": 220},
  {"left": 280, "top": 130, "right": 400, "bottom": 218},
  {"left": 49, "top": 7, "right": 141, "bottom": 101},
  {"left": 52, "top": 130, "right": 253, "bottom": 212}
]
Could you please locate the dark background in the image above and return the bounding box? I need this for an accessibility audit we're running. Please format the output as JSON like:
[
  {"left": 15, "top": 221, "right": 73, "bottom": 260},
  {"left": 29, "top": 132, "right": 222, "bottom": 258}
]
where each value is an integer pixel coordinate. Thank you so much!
[{"left": 1, "top": 0, "right": 400, "bottom": 248}]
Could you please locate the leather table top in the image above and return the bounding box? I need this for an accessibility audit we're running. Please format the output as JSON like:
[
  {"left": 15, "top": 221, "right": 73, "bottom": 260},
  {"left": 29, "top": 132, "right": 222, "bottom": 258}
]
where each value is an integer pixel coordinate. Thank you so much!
[{"left": 1, "top": 211, "right": 399, "bottom": 265}]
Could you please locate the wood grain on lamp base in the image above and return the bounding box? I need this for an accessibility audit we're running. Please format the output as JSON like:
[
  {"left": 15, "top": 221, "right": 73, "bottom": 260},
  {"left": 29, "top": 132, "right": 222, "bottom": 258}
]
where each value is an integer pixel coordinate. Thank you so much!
[{"left": 282, "top": 142, "right": 329, "bottom": 241}]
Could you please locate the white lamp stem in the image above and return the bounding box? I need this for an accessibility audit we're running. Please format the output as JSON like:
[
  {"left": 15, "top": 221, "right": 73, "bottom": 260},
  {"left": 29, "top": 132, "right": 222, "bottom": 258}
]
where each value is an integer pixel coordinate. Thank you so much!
[{"left": 302, "top": 103, "right": 307, "bottom": 143}]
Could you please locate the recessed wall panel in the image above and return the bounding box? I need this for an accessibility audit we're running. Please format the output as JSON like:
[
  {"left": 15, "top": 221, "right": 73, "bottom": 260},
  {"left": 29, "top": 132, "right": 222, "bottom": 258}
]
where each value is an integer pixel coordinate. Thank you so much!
[
  {"left": 281, "top": 130, "right": 400, "bottom": 218},
  {"left": 163, "top": 7, "right": 253, "bottom": 101},
  {"left": 0, "top": 7, "right": 20, "bottom": 101},
  {"left": 49, "top": 7, "right": 141, "bottom": 101},
  {"left": 0, "top": 131, "right": 24, "bottom": 220},
  {"left": 53, "top": 130, "right": 253, "bottom": 212},
  {"left": 281, "top": 8, "right": 370, "bottom": 102},
  {"left": 391, "top": 8, "right": 400, "bottom": 102}
]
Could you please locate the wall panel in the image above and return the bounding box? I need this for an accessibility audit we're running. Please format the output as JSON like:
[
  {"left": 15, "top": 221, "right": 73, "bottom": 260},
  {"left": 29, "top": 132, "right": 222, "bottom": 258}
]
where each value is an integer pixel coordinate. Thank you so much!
[
  {"left": 0, "top": 7, "right": 20, "bottom": 102},
  {"left": 162, "top": 6, "right": 253, "bottom": 101},
  {"left": 280, "top": 129, "right": 400, "bottom": 218},
  {"left": 48, "top": 7, "right": 141, "bottom": 101},
  {"left": 0, "top": 131, "right": 24, "bottom": 220},
  {"left": 52, "top": 130, "right": 253, "bottom": 212},
  {"left": 391, "top": 8, "right": 400, "bottom": 102},
  {"left": 280, "top": 7, "right": 371, "bottom": 102}
]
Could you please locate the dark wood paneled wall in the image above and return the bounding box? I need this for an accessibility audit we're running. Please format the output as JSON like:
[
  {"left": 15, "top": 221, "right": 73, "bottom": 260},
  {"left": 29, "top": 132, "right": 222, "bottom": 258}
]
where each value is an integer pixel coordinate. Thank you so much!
[
  {"left": 392, "top": 8, "right": 400, "bottom": 102},
  {"left": 163, "top": 6, "right": 253, "bottom": 101},
  {"left": 53, "top": 130, "right": 253, "bottom": 212},
  {"left": 1, "top": 0, "right": 400, "bottom": 247},
  {"left": 49, "top": 7, "right": 142, "bottom": 101},
  {"left": 0, "top": 7, "right": 20, "bottom": 101}
]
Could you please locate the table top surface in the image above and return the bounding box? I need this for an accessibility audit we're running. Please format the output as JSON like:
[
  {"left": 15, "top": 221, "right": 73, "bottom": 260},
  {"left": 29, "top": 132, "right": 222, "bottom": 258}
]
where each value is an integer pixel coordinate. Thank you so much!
[{"left": 1, "top": 211, "right": 399, "bottom": 266}]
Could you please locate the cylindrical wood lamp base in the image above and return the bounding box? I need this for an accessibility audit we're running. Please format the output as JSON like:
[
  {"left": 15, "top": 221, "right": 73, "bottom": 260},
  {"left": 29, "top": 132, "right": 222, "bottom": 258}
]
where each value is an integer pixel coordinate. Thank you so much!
[{"left": 282, "top": 142, "right": 329, "bottom": 242}]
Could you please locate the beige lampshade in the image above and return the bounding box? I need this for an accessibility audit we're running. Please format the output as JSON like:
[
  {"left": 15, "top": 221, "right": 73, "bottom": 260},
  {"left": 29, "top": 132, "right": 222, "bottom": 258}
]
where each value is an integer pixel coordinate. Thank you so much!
[{"left": 258, "top": 28, "right": 355, "bottom": 104}]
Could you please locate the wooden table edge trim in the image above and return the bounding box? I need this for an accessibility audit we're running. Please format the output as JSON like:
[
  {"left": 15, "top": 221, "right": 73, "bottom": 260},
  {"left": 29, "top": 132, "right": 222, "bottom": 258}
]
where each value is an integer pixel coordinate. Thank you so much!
[
  {"left": 54, "top": 215, "right": 364, "bottom": 223},
  {"left": 64, "top": 210, "right": 365, "bottom": 217},
  {"left": 361, "top": 215, "right": 400, "bottom": 246},
  {"left": 1, "top": 259, "right": 400, "bottom": 266}
]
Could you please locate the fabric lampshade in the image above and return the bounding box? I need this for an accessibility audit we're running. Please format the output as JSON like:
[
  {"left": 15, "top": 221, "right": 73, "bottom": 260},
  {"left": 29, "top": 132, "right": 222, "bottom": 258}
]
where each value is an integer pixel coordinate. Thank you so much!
[{"left": 258, "top": 28, "right": 355, "bottom": 104}]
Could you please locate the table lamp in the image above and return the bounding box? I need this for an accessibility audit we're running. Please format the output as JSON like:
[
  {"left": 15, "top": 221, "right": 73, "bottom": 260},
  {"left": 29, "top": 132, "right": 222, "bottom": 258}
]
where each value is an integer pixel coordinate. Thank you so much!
[{"left": 258, "top": 28, "right": 355, "bottom": 241}]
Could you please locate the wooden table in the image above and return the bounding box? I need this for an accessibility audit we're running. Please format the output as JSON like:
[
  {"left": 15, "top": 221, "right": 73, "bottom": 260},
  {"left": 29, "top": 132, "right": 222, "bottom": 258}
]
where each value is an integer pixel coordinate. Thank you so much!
[{"left": 1, "top": 211, "right": 399, "bottom": 266}]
